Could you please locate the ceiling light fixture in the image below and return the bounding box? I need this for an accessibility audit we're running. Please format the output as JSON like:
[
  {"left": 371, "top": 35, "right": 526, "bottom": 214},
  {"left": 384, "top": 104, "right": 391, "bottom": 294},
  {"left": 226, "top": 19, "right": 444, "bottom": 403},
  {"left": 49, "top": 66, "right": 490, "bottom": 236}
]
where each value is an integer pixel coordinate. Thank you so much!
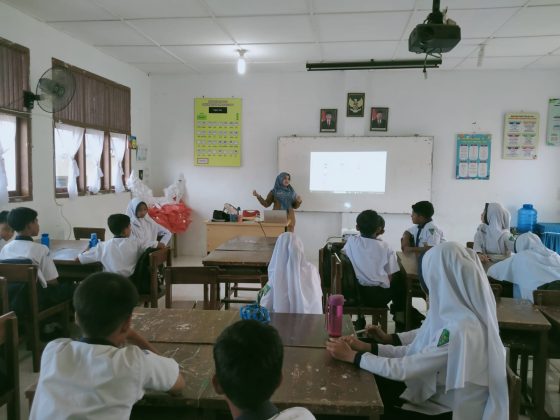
[
  {"left": 237, "top": 49, "right": 247, "bottom": 75},
  {"left": 306, "top": 59, "right": 442, "bottom": 71}
]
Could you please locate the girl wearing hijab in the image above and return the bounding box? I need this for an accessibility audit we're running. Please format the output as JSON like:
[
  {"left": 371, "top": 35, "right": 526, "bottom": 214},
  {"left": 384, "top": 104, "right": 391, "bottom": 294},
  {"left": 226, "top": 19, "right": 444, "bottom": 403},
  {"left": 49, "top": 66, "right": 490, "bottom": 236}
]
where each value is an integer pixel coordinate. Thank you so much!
[
  {"left": 253, "top": 172, "right": 302, "bottom": 232},
  {"left": 473, "top": 203, "right": 514, "bottom": 261},
  {"left": 259, "top": 232, "right": 323, "bottom": 314},
  {"left": 487, "top": 232, "right": 560, "bottom": 302},
  {"left": 125, "top": 198, "right": 172, "bottom": 249},
  {"left": 326, "top": 242, "right": 508, "bottom": 420}
]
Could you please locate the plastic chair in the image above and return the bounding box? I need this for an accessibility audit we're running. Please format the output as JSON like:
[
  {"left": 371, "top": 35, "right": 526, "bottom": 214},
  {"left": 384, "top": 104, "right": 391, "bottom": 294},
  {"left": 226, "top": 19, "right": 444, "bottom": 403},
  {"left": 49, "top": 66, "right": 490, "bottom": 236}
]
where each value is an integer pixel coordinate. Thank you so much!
[
  {"left": 0, "top": 311, "right": 19, "bottom": 420},
  {"left": 73, "top": 227, "right": 105, "bottom": 241},
  {"left": 165, "top": 266, "right": 222, "bottom": 310}
]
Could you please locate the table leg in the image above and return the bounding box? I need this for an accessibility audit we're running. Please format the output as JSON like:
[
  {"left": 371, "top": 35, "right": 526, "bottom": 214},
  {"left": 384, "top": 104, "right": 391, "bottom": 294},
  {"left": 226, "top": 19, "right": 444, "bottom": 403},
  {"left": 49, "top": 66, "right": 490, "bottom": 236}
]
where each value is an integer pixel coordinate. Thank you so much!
[
  {"left": 172, "top": 233, "right": 178, "bottom": 258},
  {"left": 532, "top": 331, "right": 548, "bottom": 420}
]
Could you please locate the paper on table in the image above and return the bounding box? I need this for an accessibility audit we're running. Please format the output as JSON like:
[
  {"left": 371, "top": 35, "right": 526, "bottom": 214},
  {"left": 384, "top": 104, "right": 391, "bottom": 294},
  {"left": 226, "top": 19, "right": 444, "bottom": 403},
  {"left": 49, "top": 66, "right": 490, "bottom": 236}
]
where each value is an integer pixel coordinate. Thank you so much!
[{"left": 51, "top": 248, "right": 82, "bottom": 261}]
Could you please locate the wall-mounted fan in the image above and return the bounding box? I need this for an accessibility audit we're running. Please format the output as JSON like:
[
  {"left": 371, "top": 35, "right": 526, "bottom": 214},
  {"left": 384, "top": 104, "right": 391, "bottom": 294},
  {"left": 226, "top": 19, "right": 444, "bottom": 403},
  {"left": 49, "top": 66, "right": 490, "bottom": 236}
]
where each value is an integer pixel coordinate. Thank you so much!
[{"left": 23, "top": 66, "right": 76, "bottom": 113}]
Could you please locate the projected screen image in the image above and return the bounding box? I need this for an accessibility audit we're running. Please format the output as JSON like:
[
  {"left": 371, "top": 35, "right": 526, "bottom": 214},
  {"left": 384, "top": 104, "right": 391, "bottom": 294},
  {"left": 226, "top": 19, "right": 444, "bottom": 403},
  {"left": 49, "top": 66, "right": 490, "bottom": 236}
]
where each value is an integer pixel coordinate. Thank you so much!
[{"left": 309, "top": 151, "right": 387, "bottom": 193}]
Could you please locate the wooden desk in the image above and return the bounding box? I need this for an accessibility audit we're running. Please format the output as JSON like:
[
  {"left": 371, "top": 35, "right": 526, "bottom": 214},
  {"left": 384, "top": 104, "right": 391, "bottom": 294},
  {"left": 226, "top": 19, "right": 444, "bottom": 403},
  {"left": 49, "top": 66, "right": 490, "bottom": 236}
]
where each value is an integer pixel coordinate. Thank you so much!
[
  {"left": 49, "top": 239, "right": 103, "bottom": 281},
  {"left": 539, "top": 306, "right": 560, "bottom": 329},
  {"left": 206, "top": 221, "right": 286, "bottom": 253},
  {"left": 215, "top": 235, "right": 277, "bottom": 252}
]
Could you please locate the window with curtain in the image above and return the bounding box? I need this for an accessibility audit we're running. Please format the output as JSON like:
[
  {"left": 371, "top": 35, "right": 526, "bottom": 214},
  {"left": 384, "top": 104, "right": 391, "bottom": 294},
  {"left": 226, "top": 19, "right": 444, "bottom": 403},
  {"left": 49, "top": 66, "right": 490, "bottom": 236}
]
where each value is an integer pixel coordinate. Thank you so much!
[
  {"left": 0, "top": 37, "right": 32, "bottom": 202},
  {"left": 85, "top": 129, "right": 104, "bottom": 194}
]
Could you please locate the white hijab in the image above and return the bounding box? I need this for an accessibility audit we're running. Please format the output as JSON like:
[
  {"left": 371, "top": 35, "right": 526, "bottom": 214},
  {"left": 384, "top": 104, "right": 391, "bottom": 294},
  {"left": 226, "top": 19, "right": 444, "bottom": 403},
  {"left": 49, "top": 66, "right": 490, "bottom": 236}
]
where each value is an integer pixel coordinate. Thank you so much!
[
  {"left": 125, "top": 197, "right": 159, "bottom": 246},
  {"left": 260, "top": 232, "right": 323, "bottom": 314},
  {"left": 476, "top": 203, "right": 511, "bottom": 254},
  {"left": 488, "top": 232, "right": 560, "bottom": 301},
  {"left": 402, "top": 242, "right": 508, "bottom": 420}
]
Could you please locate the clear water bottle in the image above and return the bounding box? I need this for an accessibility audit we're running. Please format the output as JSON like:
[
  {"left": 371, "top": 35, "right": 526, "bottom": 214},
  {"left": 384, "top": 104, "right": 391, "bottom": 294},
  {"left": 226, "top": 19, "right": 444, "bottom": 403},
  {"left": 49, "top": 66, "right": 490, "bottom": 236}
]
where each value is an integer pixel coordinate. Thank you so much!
[
  {"left": 89, "top": 233, "right": 98, "bottom": 248},
  {"left": 517, "top": 204, "right": 538, "bottom": 233},
  {"left": 40, "top": 233, "right": 50, "bottom": 248}
]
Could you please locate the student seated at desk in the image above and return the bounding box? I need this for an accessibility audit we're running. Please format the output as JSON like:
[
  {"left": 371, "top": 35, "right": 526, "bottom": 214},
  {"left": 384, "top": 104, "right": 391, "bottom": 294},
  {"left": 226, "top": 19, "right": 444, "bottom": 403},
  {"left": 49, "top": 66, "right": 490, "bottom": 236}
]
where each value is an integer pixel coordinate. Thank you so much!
[
  {"left": 126, "top": 198, "right": 171, "bottom": 248},
  {"left": 30, "top": 272, "right": 185, "bottom": 420},
  {"left": 0, "top": 207, "right": 75, "bottom": 323},
  {"left": 213, "top": 320, "right": 315, "bottom": 420},
  {"left": 401, "top": 201, "right": 445, "bottom": 254},
  {"left": 0, "top": 210, "right": 14, "bottom": 251},
  {"left": 327, "top": 242, "right": 508, "bottom": 420},
  {"left": 260, "top": 232, "right": 323, "bottom": 314},
  {"left": 487, "top": 232, "right": 560, "bottom": 302},
  {"left": 473, "top": 202, "right": 514, "bottom": 262}
]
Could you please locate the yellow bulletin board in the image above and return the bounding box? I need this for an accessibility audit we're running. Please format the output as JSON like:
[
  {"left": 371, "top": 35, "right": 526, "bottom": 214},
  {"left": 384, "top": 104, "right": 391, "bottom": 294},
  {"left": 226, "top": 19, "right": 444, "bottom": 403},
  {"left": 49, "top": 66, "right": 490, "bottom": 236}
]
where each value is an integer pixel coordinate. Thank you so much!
[{"left": 194, "top": 98, "right": 242, "bottom": 166}]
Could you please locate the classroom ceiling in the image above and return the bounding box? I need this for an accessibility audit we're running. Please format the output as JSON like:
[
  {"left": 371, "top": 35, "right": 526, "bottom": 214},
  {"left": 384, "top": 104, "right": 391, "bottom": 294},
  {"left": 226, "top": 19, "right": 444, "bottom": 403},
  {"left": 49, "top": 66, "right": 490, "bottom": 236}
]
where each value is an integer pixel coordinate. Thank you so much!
[{"left": 4, "top": 0, "right": 560, "bottom": 74}]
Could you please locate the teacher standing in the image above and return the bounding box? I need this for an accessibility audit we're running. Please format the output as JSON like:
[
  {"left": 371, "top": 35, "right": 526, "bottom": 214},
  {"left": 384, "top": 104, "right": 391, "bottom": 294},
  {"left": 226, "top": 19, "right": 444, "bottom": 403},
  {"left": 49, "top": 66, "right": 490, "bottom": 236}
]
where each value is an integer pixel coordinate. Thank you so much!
[{"left": 253, "top": 172, "right": 302, "bottom": 232}]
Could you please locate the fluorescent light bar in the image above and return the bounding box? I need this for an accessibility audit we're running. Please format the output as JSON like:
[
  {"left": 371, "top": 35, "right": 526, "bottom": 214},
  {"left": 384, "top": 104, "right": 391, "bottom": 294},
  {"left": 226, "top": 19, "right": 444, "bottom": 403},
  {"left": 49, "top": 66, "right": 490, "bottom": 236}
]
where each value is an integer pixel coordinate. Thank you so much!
[{"left": 306, "top": 59, "right": 442, "bottom": 71}]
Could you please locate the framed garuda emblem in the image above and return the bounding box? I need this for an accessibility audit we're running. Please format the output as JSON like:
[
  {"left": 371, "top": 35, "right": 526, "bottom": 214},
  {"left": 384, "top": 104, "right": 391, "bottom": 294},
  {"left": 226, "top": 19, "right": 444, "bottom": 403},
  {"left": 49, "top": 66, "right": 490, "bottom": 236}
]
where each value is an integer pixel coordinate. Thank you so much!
[{"left": 347, "top": 92, "right": 365, "bottom": 117}]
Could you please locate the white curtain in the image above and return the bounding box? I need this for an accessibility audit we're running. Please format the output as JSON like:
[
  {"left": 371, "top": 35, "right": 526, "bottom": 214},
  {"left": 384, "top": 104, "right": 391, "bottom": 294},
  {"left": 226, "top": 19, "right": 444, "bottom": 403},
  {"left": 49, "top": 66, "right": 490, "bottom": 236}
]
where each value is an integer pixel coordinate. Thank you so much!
[
  {"left": 0, "top": 115, "right": 16, "bottom": 205},
  {"left": 85, "top": 129, "right": 104, "bottom": 194},
  {"left": 110, "top": 133, "right": 127, "bottom": 193},
  {"left": 55, "top": 123, "right": 84, "bottom": 200}
]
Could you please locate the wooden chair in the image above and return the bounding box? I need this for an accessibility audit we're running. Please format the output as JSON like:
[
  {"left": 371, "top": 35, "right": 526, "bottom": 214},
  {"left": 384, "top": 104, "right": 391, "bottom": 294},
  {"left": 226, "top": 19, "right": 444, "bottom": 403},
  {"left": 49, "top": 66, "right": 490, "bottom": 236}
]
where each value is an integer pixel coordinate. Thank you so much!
[
  {"left": 0, "top": 264, "right": 70, "bottom": 372},
  {"left": 331, "top": 254, "right": 388, "bottom": 331},
  {"left": 466, "top": 241, "right": 474, "bottom": 249},
  {"left": 218, "top": 269, "right": 267, "bottom": 309},
  {"left": 138, "top": 248, "right": 172, "bottom": 308},
  {"left": 533, "top": 289, "right": 560, "bottom": 393},
  {"left": 0, "top": 311, "right": 19, "bottom": 420},
  {"left": 490, "top": 283, "right": 503, "bottom": 301},
  {"left": 507, "top": 365, "right": 521, "bottom": 420},
  {"left": 165, "top": 266, "right": 222, "bottom": 310},
  {"left": 73, "top": 227, "right": 106, "bottom": 241},
  {"left": 0, "top": 277, "right": 8, "bottom": 315}
]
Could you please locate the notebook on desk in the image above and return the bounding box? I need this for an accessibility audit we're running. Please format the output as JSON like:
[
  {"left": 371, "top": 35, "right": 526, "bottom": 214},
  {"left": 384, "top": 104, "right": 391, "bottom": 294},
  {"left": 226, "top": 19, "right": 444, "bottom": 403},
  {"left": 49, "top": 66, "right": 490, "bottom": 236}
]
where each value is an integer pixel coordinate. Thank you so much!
[{"left": 263, "top": 210, "right": 288, "bottom": 224}]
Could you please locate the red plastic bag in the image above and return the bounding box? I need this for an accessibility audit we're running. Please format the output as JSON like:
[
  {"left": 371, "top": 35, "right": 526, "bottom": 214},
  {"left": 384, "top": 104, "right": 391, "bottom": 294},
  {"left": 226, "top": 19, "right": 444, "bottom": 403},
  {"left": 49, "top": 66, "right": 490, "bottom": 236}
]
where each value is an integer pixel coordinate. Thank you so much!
[{"left": 148, "top": 202, "right": 192, "bottom": 234}]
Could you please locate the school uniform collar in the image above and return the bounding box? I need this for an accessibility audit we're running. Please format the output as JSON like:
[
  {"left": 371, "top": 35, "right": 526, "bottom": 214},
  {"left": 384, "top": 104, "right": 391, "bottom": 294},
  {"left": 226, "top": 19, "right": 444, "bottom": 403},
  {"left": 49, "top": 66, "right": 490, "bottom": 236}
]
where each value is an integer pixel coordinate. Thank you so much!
[
  {"left": 78, "top": 337, "right": 118, "bottom": 348},
  {"left": 15, "top": 235, "right": 34, "bottom": 241},
  {"left": 415, "top": 219, "right": 432, "bottom": 247},
  {"left": 235, "top": 401, "right": 279, "bottom": 420}
]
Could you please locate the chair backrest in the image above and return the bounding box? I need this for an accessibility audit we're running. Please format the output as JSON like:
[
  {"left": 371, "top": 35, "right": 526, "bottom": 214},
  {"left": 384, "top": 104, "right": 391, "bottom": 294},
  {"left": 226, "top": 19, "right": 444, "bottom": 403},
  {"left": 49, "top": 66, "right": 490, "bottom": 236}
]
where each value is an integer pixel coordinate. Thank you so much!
[
  {"left": 164, "top": 266, "right": 221, "bottom": 309},
  {"left": 506, "top": 365, "right": 521, "bottom": 420},
  {"left": 149, "top": 247, "right": 171, "bottom": 272},
  {"left": 466, "top": 241, "right": 474, "bottom": 249},
  {"left": 73, "top": 227, "right": 106, "bottom": 241},
  {"left": 533, "top": 289, "right": 560, "bottom": 306},
  {"left": 0, "top": 277, "right": 8, "bottom": 315},
  {"left": 0, "top": 311, "right": 20, "bottom": 420},
  {"left": 490, "top": 283, "right": 502, "bottom": 301},
  {"left": 330, "top": 253, "right": 343, "bottom": 295}
]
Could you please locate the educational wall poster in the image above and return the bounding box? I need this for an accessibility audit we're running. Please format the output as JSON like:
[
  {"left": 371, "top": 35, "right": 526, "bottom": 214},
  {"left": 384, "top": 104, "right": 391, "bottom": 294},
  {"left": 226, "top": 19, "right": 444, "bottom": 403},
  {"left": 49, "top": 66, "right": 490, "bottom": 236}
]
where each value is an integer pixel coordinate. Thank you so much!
[
  {"left": 455, "top": 133, "right": 491, "bottom": 180},
  {"left": 194, "top": 97, "right": 242, "bottom": 167},
  {"left": 546, "top": 98, "right": 560, "bottom": 146},
  {"left": 503, "top": 112, "right": 539, "bottom": 159}
]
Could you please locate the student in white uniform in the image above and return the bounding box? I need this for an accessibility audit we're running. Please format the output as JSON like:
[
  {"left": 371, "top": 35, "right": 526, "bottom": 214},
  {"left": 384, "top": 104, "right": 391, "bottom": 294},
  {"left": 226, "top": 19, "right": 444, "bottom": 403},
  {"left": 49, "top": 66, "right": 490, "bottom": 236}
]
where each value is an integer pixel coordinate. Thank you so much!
[
  {"left": 487, "top": 232, "right": 560, "bottom": 302},
  {"left": 327, "top": 242, "right": 508, "bottom": 420},
  {"left": 30, "top": 272, "right": 185, "bottom": 420},
  {"left": 125, "top": 197, "right": 171, "bottom": 248},
  {"left": 401, "top": 201, "right": 445, "bottom": 254},
  {"left": 213, "top": 320, "right": 315, "bottom": 420},
  {"left": 259, "top": 232, "right": 322, "bottom": 314},
  {"left": 0, "top": 207, "right": 74, "bottom": 322},
  {"left": 0, "top": 210, "right": 14, "bottom": 251},
  {"left": 473, "top": 202, "right": 514, "bottom": 261},
  {"left": 78, "top": 214, "right": 151, "bottom": 278}
]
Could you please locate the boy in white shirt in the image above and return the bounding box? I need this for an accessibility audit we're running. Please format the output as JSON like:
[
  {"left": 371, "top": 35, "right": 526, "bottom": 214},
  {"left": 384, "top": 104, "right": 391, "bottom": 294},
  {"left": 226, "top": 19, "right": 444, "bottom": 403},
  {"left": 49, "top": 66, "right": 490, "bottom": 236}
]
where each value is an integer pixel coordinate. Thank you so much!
[
  {"left": 401, "top": 201, "right": 445, "bottom": 254},
  {"left": 0, "top": 207, "right": 74, "bottom": 323},
  {"left": 30, "top": 272, "right": 185, "bottom": 420},
  {"left": 213, "top": 320, "right": 315, "bottom": 420},
  {"left": 0, "top": 210, "right": 14, "bottom": 251}
]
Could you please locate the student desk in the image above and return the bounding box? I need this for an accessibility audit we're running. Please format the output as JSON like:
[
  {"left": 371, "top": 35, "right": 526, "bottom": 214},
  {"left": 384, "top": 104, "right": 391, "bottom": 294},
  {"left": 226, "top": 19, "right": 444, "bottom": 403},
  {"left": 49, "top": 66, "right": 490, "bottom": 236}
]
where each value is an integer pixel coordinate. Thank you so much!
[
  {"left": 214, "top": 235, "right": 277, "bottom": 252},
  {"left": 539, "top": 306, "right": 560, "bottom": 329},
  {"left": 48, "top": 239, "right": 102, "bottom": 281},
  {"left": 205, "top": 221, "right": 287, "bottom": 253}
]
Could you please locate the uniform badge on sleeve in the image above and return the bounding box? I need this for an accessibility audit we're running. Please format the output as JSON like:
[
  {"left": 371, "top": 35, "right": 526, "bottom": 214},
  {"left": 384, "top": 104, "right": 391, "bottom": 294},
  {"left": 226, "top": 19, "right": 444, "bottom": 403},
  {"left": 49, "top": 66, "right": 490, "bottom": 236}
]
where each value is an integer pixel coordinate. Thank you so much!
[{"left": 437, "top": 329, "right": 450, "bottom": 347}]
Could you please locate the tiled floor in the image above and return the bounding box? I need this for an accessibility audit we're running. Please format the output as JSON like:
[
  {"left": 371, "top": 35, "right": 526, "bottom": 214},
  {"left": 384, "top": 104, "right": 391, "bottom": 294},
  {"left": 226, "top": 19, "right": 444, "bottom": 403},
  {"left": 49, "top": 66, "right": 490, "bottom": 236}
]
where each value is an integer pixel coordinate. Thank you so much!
[{"left": 0, "top": 255, "right": 557, "bottom": 419}]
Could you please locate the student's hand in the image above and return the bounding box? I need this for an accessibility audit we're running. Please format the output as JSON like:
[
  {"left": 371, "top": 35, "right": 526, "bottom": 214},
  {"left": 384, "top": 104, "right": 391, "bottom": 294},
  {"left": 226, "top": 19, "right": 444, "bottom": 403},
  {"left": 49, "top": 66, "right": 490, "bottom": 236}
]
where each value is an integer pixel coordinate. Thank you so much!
[
  {"left": 126, "top": 329, "right": 159, "bottom": 354},
  {"left": 252, "top": 190, "right": 258, "bottom": 197},
  {"left": 326, "top": 338, "right": 356, "bottom": 363},
  {"left": 156, "top": 242, "right": 166, "bottom": 249},
  {"left": 366, "top": 325, "right": 392, "bottom": 344},
  {"left": 478, "top": 253, "right": 490, "bottom": 263},
  {"left": 295, "top": 194, "right": 302, "bottom": 202},
  {"left": 340, "top": 335, "right": 370, "bottom": 352}
]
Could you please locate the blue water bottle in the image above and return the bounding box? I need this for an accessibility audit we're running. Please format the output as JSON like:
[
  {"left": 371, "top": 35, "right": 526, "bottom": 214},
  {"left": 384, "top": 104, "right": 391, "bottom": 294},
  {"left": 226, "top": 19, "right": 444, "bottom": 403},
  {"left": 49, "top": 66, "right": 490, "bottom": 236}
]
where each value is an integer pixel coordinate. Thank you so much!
[
  {"left": 89, "top": 233, "right": 98, "bottom": 248},
  {"left": 40, "top": 233, "right": 50, "bottom": 248},
  {"left": 517, "top": 204, "right": 538, "bottom": 233}
]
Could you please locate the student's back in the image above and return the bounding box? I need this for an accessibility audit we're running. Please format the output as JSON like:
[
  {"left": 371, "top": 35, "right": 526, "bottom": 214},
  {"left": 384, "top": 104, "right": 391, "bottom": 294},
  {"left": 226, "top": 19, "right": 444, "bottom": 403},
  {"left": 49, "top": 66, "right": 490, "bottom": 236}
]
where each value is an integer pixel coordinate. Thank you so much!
[{"left": 343, "top": 235, "right": 397, "bottom": 288}]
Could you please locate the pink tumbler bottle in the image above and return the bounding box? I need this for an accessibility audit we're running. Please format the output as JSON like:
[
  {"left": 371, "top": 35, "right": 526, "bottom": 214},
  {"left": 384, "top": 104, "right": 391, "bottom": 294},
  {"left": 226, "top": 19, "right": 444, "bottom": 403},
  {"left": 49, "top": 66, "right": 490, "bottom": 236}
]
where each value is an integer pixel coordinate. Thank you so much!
[{"left": 327, "top": 294, "right": 345, "bottom": 337}]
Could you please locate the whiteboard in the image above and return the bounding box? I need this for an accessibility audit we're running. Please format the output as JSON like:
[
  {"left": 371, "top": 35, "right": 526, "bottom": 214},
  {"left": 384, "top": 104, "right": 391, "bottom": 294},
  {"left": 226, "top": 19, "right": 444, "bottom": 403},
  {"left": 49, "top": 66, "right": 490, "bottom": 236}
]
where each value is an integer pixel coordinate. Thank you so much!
[{"left": 278, "top": 136, "right": 433, "bottom": 214}]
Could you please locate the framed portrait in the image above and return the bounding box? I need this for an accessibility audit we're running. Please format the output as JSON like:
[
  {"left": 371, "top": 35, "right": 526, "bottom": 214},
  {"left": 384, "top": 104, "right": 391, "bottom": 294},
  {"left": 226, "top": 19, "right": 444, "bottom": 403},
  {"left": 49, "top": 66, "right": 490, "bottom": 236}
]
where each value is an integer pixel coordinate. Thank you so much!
[
  {"left": 320, "top": 109, "right": 337, "bottom": 133},
  {"left": 347, "top": 93, "right": 365, "bottom": 117},
  {"left": 370, "top": 107, "right": 389, "bottom": 132}
]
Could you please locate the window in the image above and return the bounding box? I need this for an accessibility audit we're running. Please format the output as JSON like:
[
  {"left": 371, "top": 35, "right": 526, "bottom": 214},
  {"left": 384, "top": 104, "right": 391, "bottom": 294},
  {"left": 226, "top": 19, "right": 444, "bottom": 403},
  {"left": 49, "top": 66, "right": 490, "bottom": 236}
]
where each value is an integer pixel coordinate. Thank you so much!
[
  {"left": 52, "top": 58, "right": 131, "bottom": 198},
  {"left": 0, "top": 37, "right": 32, "bottom": 202}
]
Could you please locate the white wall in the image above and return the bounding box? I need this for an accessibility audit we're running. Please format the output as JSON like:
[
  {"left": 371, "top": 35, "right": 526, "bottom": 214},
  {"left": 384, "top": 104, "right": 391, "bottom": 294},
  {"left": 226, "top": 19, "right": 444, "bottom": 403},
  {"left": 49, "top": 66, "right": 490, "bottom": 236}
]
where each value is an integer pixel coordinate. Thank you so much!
[
  {"left": 0, "top": 2, "right": 150, "bottom": 238},
  {"left": 151, "top": 69, "right": 560, "bottom": 259}
]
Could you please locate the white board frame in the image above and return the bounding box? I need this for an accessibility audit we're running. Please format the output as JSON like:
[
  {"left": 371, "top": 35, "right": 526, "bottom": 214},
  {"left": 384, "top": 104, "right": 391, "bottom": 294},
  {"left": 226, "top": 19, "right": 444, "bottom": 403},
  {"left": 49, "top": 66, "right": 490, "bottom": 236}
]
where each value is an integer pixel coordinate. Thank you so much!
[{"left": 278, "top": 136, "right": 433, "bottom": 214}]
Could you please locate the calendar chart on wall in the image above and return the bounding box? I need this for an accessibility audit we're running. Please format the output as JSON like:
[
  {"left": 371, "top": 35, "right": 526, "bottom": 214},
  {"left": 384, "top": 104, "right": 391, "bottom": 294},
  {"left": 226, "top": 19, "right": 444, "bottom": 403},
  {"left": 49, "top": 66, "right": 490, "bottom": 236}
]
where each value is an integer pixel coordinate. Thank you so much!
[{"left": 194, "top": 98, "right": 242, "bottom": 166}]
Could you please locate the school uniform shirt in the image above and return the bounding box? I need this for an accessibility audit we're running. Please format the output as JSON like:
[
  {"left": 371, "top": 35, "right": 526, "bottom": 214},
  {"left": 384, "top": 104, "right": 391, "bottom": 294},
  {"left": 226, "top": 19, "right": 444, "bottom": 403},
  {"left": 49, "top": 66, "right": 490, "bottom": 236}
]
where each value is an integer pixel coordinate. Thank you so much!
[
  {"left": 342, "top": 235, "right": 399, "bottom": 288},
  {"left": 0, "top": 238, "right": 58, "bottom": 287},
  {"left": 260, "top": 232, "right": 323, "bottom": 314},
  {"left": 0, "top": 238, "right": 9, "bottom": 251},
  {"left": 406, "top": 220, "right": 445, "bottom": 247},
  {"left": 29, "top": 338, "right": 179, "bottom": 420},
  {"left": 236, "top": 401, "right": 315, "bottom": 420},
  {"left": 78, "top": 237, "right": 146, "bottom": 277},
  {"left": 126, "top": 198, "right": 172, "bottom": 246},
  {"left": 473, "top": 202, "right": 513, "bottom": 255},
  {"left": 487, "top": 232, "right": 560, "bottom": 302},
  {"left": 356, "top": 243, "right": 508, "bottom": 420}
]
